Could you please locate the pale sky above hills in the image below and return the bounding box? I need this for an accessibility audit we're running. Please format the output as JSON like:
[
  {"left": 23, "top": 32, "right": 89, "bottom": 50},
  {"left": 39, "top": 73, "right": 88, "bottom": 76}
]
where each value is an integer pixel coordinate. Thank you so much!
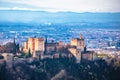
[{"left": 0, "top": 0, "right": 120, "bottom": 12}]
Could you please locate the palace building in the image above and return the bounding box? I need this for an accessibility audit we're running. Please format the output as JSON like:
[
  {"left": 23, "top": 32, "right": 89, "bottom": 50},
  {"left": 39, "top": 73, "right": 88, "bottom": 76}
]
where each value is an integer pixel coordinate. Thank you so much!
[
  {"left": 23, "top": 34, "right": 94, "bottom": 63},
  {"left": 23, "top": 37, "right": 44, "bottom": 56}
]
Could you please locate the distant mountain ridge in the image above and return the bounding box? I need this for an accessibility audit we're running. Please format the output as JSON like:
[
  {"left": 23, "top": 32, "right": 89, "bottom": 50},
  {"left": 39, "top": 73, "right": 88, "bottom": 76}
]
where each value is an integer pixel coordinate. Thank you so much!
[{"left": 0, "top": 10, "right": 120, "bottom": 24}]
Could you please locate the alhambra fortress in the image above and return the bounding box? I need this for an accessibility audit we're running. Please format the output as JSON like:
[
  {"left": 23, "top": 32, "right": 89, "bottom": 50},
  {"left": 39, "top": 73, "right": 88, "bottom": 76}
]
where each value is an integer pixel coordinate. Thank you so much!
[{"left": 23, "top": 34, "right": 94, "bottom": 63}]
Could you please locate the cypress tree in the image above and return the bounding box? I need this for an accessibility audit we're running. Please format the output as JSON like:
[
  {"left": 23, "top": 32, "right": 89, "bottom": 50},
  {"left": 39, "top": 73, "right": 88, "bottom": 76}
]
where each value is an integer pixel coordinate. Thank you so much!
[
  {"left": 28, "top": 48, "right": 31, "bottom": 58},
  {"left": 13, "top": 37, "right": 16, "bottom": 54}
]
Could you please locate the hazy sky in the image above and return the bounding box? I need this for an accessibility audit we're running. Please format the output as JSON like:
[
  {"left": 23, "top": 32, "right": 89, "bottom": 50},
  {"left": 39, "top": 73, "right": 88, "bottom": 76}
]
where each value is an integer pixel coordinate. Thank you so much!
[{"left": 0, "top": 0, "right": 120, "bottom": 12}]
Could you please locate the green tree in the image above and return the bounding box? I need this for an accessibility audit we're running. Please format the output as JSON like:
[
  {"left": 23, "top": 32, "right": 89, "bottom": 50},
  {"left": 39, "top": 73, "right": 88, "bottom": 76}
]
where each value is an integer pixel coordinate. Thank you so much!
[
  {"left": 25, "top": 48, "right": 32, "bottom": 58},
  {"left": 16, "top": 43, "right": 19, "bottom": 52},
  {"left": 28, "top": 48, "right": 32, "bottom": 57}
]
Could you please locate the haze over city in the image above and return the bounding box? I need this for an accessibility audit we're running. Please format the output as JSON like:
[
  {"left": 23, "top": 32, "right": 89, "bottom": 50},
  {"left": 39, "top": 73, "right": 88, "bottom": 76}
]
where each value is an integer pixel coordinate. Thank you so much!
[{"left": 0, "top": 0, "right": 120, "bottom": 12}]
